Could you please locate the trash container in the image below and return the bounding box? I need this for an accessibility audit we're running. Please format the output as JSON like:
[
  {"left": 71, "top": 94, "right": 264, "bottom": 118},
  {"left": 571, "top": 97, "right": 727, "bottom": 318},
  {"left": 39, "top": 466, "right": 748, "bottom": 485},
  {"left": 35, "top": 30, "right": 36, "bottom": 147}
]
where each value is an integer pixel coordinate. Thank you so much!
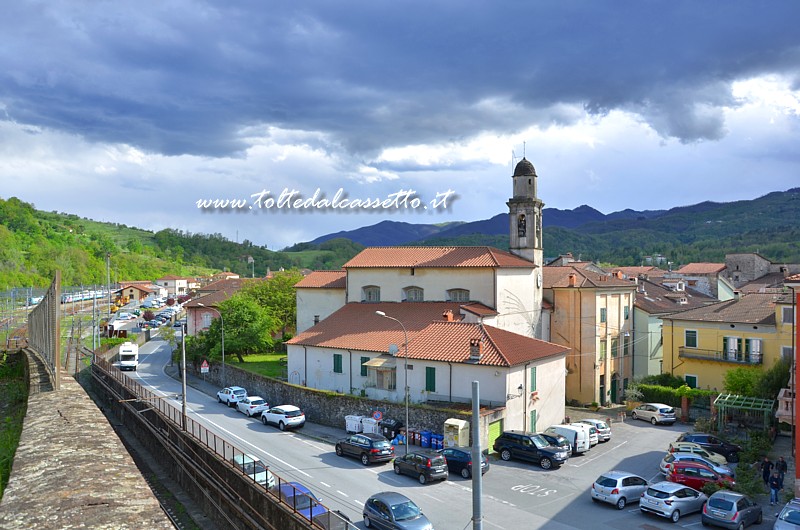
[
  {"left": 408, "top": 428, "right": 419, "bottom": 446},
  {"left": 421, "top": 431, "right": 431, "bottom": 448},
  {"left": 443, "top": 418, "right": 470, "bottom": 447},
  {"left": 432, "top": 434, "right": 443, "bottom": 450},
  {"left": 345, "top": 415, "right": 365, "bottom": 434},
  {"left": 380, "top": 418, "right": 404, "bottom": 441},
  {"left": 362, "top": 417, "right": 380, "bottom": 434}
]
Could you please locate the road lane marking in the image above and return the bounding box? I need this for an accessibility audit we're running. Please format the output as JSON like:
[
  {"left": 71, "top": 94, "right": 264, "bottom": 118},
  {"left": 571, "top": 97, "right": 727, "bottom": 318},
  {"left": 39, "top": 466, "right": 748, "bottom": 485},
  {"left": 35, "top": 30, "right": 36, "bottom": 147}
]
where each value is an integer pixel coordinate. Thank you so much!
[
  {"left": 320, "top": 481, "right": 331, "bottom": 488},
  {"left": 336, "top": 490, "right": 348, "bottom": 497},
  {"left": 423, "top": 493, "right": 443, "bottom": 502}
]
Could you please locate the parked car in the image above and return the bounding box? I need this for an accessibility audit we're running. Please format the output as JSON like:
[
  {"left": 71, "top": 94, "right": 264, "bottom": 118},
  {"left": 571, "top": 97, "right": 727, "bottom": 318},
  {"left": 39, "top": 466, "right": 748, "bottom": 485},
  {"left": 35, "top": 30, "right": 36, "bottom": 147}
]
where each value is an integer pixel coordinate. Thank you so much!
[
  {"left": 631, "top": 403, "right": 677, "bottom": 425},
  {"left": 236, "top": 396, "right": 269, "bottom": 417},
  {"left": 261, "top": 405, "right": 306, "bottom": 430},
  {"left": 232, "top": 453, "right": 275, "bottom": 488},
  {"left": 639, "top": 481, "right": 708, "bottom": 523},
  {"left": 775, "top": 497, "right": 800, "bottom": 530},
  {"left": 440, "top": 446, "right": 489, "bottom": 478},
  {"left": 538, "top": 432, "right": 572, "bottom": 454},
  {"left": 493, "top": 430, "right": 570, "bottom": 469},
  {"left": 217, "top": 386, "right": 247, "bottom": 407},
  {"left": 335, "top": 433, "right": 395, "bottom": 465},
  {"left": 392, "top": 449, "right": 448, "bottom": 484},
  {"left": 590, "top": 470, "right": 649, "bottom": 510},
  {"left": 586, "top": 425, "right": 599, "bottom": 446},
  {"left": 580, "top": 418, "right": 611, "bottom": 442},
  {"left": 676, "top": 432, "right": 742, "bottom": 463},
  {"left": 274, "top": 481, "right": 327, "bottom": 521},
  {"left": 701, "top": 490, "right": 762, "bottom": 529},
  {"left": 660, "top": 452, "right": 734, "bottom": 478},
  {"left": 665, "top": 461, "right": 735, "bottom": 491},
  {"left": 669, "top": 441, "right": 729, "bottom": 466},
  {"left": 363, "top": 491, "right": 434, "bottom": 530},
  {"left": 545, "top": 425, "right": 589, "bottom": 455}
]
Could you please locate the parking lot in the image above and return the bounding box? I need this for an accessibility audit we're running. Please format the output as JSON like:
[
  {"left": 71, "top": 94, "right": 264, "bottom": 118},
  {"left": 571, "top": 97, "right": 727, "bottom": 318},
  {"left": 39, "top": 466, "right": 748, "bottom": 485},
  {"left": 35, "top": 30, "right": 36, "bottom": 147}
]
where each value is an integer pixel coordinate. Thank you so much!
[{"left": 465, "top": 416, "right": 758, "bottom": 530}]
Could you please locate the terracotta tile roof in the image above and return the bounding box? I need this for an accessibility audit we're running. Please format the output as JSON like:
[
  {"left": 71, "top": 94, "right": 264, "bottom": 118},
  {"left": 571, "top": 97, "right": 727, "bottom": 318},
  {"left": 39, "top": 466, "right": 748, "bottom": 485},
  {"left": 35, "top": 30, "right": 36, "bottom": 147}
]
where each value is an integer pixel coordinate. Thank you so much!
[
  {"left": 288, "top": 302, "right": 567, "bottom": 366},
  {"left": 460, "top": 302, "right": 499, "bottom": 317},
  {"left": 542, "top": 266, "right": 635, "bottom": 289},
  {"left": 406, "top": 322, "right": 568, "bottom": 366},
  {"left": 288, "top": 302, "right": 465, "bottom": 352},
  {"left": 633, "top": 279, "right": 717, "bottom": 314},
  {"left": 199, "top": 278, "right": 246, "bottom": 293},
  {"left": 342, "top": 247, "right": 535, "bottom": 269},
  {"left": 185, "top": 280, "right": 253, "bottom": 307},
  {"left": 659, "top": 293, "right": 779, "bottom": 325},
  {"left": 676, "top": 263, "right": 726, "bottom": 275},
  {"left": 739, "top": 272, "right": 789, "bottom": 293},
  {"left": 295, "top": 270, "right": 347, "bottom": 289},
  {"left": 119, "top": 283, "right": 156, "bottom": 293},
  {"left": 610, "top": 266, "right": 660, "bottom": 278}
]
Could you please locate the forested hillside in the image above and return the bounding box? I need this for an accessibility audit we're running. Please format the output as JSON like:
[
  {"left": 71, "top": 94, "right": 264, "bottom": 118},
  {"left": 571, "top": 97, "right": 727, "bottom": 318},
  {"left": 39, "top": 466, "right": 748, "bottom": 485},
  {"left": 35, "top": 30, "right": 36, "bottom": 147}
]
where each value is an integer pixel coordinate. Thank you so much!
[{"left": 0, "top": 197, "right": 362, "bottom": 288}]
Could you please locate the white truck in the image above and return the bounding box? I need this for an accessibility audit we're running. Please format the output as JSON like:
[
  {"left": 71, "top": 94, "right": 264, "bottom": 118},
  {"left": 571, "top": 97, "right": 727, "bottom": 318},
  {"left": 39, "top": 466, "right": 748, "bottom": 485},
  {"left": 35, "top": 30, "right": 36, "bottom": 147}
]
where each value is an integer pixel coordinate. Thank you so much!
[{"left": 118, "top": 342, "right": 139, "bottom": 371}]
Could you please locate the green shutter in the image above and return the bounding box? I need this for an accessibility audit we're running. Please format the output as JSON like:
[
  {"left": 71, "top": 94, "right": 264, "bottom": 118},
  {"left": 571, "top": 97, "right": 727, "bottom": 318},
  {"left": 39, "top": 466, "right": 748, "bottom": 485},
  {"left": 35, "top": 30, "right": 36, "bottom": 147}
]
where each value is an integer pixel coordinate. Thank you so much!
[
  {"left": 600, "top": 308, "right": 607, "bottom": 323},
  {"left": 360, "top": 356, "right": 369, "bottom": 377},
  {"left": 333, "top": 354, "right": 342, "bottom": 374},
  {"left": 425, "top": 367, "right": 436, "bottom": 392},
  {"left": 624, "top": 306, "right": 630, "bottom": 320},
  {"left": 529, "top": 410, "right": 537, "bottom": 432},
  {"left": 530, "top": 366, "right": 537, "bottom": 392}
]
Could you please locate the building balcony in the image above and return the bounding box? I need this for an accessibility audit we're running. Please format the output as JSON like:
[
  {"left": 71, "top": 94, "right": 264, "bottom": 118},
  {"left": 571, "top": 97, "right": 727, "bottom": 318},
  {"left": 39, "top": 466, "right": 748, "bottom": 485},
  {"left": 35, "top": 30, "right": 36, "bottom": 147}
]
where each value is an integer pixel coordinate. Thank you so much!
[{"left": 678, "top": 347, "right": 763, "bottom": 365}]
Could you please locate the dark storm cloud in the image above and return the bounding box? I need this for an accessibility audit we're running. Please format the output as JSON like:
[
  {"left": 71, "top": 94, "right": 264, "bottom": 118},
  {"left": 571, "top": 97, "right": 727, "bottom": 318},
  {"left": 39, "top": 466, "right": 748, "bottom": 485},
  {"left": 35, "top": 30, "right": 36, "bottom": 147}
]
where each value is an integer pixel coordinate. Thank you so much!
[{"left": 1, "top": 1, "right": 798, "bottom": 159}]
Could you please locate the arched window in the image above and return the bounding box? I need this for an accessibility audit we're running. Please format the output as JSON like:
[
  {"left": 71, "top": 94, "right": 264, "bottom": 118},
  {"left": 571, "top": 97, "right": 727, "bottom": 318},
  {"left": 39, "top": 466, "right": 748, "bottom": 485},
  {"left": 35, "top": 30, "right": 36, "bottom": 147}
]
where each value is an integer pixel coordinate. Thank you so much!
[
  {"left": 403, "top": 286, "right": 424, "bottom": 302},
  {"left": 447, "top": 289, "right": 470, "bottom": 302},
  {"left": 517, "top": 214, "right": 526, "bottom": 237},
  {"left": 362, "top": 285, "right": 380, "bottom": 302}
]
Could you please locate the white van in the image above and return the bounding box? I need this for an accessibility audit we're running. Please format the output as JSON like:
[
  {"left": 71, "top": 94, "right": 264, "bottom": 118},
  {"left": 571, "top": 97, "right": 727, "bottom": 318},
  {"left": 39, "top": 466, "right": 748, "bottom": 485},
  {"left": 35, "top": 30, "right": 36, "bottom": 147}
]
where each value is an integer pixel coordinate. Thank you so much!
[
  {"left": 118, "top": 342, "right": 139, "bottom": 371},
  {"left": 570, "top": 422, "right": 598, "bottom": 447},
  {"left": 545, "top": 425, "right": 590, "bottom": 455}
]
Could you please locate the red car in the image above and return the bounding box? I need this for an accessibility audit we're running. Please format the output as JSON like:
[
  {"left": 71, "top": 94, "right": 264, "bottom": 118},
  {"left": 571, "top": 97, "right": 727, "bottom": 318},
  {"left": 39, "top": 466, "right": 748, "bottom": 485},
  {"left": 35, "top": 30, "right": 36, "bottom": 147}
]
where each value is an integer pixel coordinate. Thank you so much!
[{"left": 666, "top": 461, "right": 734, "bottom": 491}]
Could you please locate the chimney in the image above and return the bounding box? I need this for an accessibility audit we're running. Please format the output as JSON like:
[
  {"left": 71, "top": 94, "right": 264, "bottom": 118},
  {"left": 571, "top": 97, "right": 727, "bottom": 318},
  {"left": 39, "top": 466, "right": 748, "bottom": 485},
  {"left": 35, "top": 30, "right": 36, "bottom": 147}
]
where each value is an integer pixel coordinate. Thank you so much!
[
  {"left": 614, "top": 271, "right": 624, "bottom": 279},
  {"left": 568, "top": 273, "right": 577, "bottom": 287},
  {"left": 442, "top": 310, "right": 454, "bottom": 322},
  {"left": 469, "top": 338, "right": 482, "bottom": 361},
  {"left": 733, "top": 290, "right": 741, "bottom": 301}
]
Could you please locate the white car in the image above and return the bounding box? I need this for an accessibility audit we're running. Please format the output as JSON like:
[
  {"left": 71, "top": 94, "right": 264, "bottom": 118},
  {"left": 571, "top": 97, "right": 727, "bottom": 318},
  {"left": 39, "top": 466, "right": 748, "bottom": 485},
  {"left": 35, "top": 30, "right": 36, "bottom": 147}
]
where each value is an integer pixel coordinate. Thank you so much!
[
  {"left": 236, "top": 396, "right": 269, "bottom": 417},
  {"left": 261, "top": 405, "right": 306, "bottom": 431},
  {"left": 631, "top": 403, "right": 676, "bottom": 425},
  {"left": 232, "top": 453, "right": 275, "bottom": 489},
  {"left": 580, "top": 418, "right": 611, "bottom": 442},
  {"left": 217, "top": 386, "right": 247, "bottom": 407}
]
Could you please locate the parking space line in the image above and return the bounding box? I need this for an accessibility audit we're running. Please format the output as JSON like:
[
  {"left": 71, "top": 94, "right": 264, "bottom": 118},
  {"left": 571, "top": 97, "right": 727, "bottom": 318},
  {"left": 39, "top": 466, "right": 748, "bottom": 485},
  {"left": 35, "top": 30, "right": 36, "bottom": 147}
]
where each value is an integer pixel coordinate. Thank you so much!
[{"left": 567, "top": 440, "right": 628, "bottom": 467}]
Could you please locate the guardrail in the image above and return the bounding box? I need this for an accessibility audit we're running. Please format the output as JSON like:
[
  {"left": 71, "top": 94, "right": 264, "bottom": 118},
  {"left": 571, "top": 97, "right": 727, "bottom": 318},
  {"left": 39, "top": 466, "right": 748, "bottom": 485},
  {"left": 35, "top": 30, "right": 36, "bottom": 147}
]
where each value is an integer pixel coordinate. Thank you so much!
[{"left": 92, "top": 356, "right": 355, "bottom": 530}]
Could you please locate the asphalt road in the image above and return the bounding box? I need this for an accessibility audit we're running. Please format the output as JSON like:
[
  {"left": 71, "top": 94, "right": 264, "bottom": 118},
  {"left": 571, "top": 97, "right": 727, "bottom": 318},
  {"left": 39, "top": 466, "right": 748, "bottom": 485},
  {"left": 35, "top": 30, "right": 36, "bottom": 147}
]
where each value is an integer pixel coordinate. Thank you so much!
[{"left": 128, "top": 339, "right": 740, "bottom": 530}]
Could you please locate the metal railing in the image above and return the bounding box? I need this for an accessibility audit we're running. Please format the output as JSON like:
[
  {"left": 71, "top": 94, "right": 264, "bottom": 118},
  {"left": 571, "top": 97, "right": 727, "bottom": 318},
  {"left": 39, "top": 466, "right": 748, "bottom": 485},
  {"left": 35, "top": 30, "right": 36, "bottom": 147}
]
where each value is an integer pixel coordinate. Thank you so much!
[
  {"left": 678, "top": 346, "right": 763, "bottom": 365},
  {"left": 92, "top": 356, "right": 355, "bottom": 530}
]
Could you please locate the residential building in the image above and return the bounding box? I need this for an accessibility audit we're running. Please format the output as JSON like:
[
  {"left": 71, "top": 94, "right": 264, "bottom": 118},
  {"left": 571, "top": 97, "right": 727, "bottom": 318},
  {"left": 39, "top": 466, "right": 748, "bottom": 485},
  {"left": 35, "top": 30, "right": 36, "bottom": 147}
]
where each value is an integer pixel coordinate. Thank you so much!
[
  {"left": 155, "top": 275, "right": 191, "bottom": 298},
  {"left": 724, "top": 253, "right": 800, "bottom": 289},
  {"left": 630, "top": 277, "right": 717, "bottom": 379},
  {"left": 673, "top": 262, "right": 733, "bottom": 300},
  {"left": 776, "top": 274, "right": 800, "bottom": 427},
  {"left": 542, "top": 266, "right": 636, "bottom": 405},
  {"left": 117, "top": 282, "right": 164, "bottom": 304},
  {"left": 661, "top": 292, "right": 794, "bottom": 391}
]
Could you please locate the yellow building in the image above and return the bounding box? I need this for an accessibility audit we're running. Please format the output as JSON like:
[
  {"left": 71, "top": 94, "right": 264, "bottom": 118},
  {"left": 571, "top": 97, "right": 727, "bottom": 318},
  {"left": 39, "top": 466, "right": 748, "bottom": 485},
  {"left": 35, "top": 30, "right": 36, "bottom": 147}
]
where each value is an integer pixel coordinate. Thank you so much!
[
  {"left": 543, "top": 266, "right": 636, "bottom": 405},
  {"left": 661, "top": 292, "right": 794, "bottom": 391}
]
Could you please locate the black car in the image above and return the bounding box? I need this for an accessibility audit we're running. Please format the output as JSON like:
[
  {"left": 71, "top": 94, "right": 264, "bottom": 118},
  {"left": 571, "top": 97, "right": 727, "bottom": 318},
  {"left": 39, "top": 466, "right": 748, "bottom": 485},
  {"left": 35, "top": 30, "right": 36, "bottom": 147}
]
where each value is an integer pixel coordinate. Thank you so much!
[
  {"left": 676, "top": 432, "right": 742, "bottom": 463},
  {"left": 392, "top": 449, "right": 448, "bottom": 484},
  {"left": 539, "top": 432, "right": 572, "bottom": 454},
  {"left": 440, "top": 446, "right": 490, "bottom": 478},
  {"left": 492, "top": 430, "right": 570, "bottom": 470},
  {"left": 335, "top": 433, "right": 395, "bottom": 465}
]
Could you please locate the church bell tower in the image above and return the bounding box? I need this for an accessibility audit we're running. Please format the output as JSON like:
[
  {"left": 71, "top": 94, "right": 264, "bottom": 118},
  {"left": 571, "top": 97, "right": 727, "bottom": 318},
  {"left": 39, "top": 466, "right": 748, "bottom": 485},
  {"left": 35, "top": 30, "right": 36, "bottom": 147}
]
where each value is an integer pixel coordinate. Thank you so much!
[{"left": 507, "top": 157, "right": 544, "bottom": 266}]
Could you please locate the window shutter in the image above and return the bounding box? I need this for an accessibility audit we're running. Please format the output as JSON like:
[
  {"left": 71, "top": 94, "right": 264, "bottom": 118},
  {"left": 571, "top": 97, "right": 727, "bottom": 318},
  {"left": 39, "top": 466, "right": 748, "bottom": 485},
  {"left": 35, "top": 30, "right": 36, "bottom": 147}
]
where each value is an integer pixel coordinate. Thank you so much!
[{"left": 425, "top": 367, "right": 436, "bottom": 392}]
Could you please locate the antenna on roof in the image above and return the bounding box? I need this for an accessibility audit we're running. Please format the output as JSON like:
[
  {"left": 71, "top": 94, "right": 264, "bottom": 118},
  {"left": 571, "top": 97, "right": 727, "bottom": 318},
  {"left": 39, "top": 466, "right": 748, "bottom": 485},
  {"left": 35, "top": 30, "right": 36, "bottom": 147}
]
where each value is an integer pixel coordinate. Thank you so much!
[
  {"left": 511, "top": 149, "right": 518, "bottom": 168},
  {"left": 523, "top": 141, "right": 526, "bottom": 158}
]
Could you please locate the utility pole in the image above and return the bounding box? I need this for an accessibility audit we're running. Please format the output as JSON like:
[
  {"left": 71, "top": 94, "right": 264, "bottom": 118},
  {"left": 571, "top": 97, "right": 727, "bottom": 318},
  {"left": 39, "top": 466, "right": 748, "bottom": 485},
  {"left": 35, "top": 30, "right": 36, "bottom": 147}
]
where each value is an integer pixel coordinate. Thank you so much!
[{"left": 106, "top": 253, "right": 111, "bottom": 316}]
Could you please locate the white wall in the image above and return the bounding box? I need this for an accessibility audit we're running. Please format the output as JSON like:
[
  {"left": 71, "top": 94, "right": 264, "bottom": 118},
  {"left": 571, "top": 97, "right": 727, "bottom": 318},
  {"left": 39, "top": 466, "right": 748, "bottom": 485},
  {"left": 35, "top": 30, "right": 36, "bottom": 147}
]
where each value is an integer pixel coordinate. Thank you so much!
[
  {"left": 346, "top": 268, "right": 496, "bottom": 305},
  {"left": 495, "top": 269, "right": 537, "bottom": 337},
  {"left": 295, "top": 288, "right": 346, "bottom": 333}
]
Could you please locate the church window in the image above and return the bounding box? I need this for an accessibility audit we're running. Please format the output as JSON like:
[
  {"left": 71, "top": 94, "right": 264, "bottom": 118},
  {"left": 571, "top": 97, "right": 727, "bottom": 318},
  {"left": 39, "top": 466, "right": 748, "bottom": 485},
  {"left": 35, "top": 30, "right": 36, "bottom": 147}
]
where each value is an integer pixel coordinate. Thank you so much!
[
  {"left": 362, "top": 286, "right": 380, "bottom": 302},
  {"left": 447, "top": 289, "right": 470, "bottom": 302},
  {"left": 403, "top": 286, "right": 424, "bottom": 302}
]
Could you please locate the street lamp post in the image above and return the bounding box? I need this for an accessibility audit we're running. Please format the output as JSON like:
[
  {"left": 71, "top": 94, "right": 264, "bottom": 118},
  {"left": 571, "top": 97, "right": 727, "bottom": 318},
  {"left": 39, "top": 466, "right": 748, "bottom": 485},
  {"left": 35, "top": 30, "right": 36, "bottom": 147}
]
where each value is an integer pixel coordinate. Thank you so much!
[
  {"left": 198, "top": 303, "right": 225, "bottom": 387},
  {"left": 375, "top": 310, "right": 409, "bottom": 455}
]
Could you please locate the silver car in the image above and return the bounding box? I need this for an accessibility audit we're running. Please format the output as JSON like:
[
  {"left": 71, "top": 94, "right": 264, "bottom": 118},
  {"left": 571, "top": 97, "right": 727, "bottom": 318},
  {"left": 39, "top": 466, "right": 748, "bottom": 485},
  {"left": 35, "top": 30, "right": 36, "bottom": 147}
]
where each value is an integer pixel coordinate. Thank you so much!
[
  {"left": 660, "top": 452, "right": 735, "bottom": 478},
  {"left": 580, "top": 418, "right": 611, "bottom": 442},
  {"left": 232, "top": 453, "right": 275, "bottom": 489},
  {"left": 640, "top": 481, "right": 707, "bottom": 523},
  {"left": 775, "top": 498, "right": 800, "bottom": 529},
  {"left": 631, "top": 402, "right": 677, "bottom": 425},
  {"left": 363, "top": 491, "right": 433, "bottom": 530},
  {"left": 590, "top": 470, "right": 649, "bottom": 510}
]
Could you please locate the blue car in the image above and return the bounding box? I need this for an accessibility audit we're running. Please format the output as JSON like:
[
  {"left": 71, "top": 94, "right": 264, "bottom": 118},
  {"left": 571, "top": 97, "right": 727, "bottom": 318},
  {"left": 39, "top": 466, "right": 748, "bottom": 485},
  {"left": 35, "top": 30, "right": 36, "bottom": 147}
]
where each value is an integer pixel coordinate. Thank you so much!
[{"left": 275, "top": 482, "right": 327, "bottom": 521}]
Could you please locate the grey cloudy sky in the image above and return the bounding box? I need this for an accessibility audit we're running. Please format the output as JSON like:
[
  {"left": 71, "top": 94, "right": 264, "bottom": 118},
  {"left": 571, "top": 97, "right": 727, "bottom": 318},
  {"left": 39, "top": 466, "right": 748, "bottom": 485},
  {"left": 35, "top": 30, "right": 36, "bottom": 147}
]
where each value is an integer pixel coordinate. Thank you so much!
[{"left": 1, "top": 1, "right": 799, "bottom": 249}]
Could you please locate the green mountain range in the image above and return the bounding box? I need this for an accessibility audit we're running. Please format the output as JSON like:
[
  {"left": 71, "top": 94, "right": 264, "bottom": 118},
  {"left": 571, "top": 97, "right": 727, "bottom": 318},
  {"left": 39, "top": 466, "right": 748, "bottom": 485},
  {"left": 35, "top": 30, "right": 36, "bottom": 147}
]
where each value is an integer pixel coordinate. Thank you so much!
[{"left": 2, "top": 188, "right": 799, "bottom": 291}]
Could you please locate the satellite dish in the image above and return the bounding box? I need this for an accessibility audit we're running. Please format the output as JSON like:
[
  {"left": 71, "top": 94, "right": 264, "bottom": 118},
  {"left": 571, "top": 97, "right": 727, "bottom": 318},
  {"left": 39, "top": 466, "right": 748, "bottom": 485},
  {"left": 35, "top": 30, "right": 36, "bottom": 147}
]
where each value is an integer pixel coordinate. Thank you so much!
[{"left": 388, "top": 344, "right": 399, "bottom": 356}]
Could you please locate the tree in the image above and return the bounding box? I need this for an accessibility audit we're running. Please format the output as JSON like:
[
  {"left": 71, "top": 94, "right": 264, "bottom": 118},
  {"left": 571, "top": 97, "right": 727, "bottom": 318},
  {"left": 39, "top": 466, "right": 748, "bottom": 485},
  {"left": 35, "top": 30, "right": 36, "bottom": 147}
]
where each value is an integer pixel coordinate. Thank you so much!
[
  {"left": 211, "top": 295, "right": 278, "bottom": 362},
  {"left": 240, "top": 269, "right": 304, "bottom": 336},
  {"left": 723, "top": 367, "right": 761, "bottom": 397},
  {"left": 755, "top": 358, "right": 791, "bottom": 400}
]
